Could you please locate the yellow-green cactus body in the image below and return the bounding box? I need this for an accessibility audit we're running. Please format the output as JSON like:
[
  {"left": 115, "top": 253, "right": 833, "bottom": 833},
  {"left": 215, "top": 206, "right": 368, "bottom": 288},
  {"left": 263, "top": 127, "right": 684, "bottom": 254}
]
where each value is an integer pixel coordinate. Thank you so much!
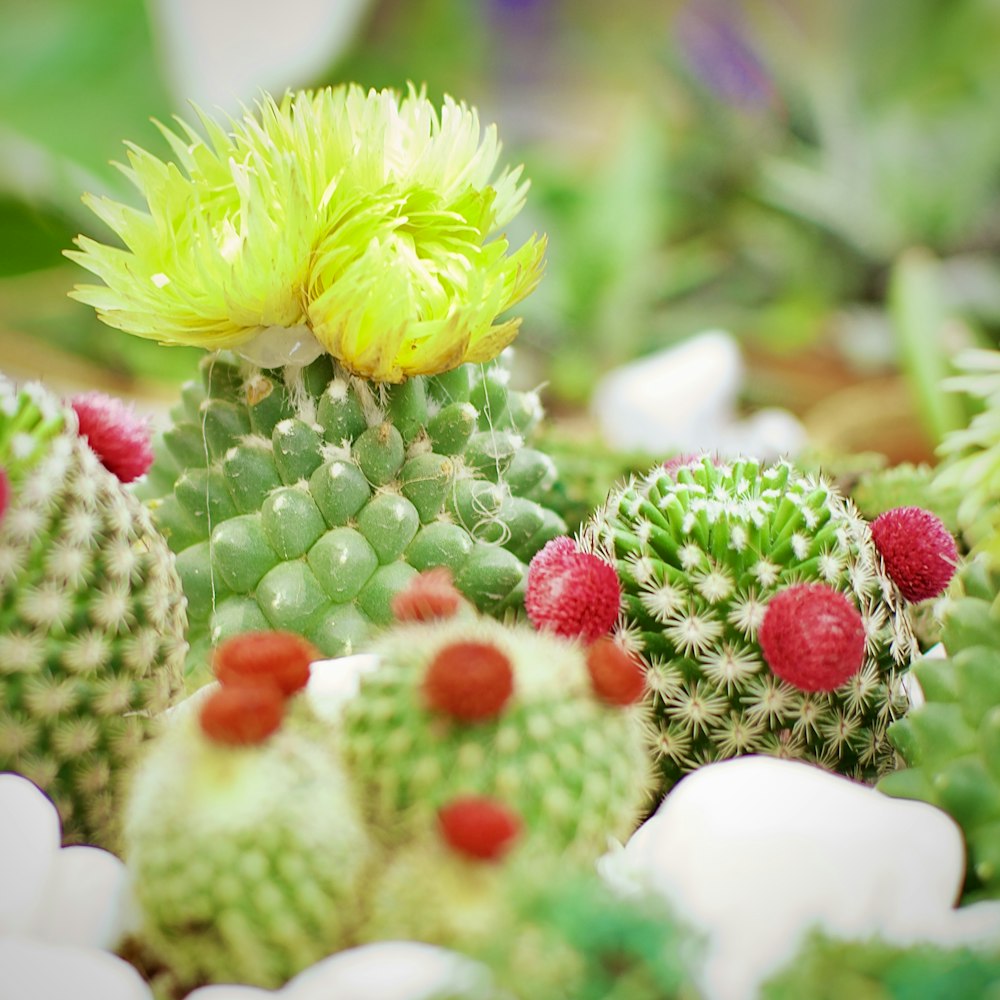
[
  {"left": 581, "top": 456, "right": 918, "bottom": 791},
  {"left": 0, "top": 380, "right": 186, "bottom": 845},
  {"left": 341, "top": 613, "right": 653, "bottom": 861},
  {"left": 124, "top": 710, "right": 371, "bottom": 989}
]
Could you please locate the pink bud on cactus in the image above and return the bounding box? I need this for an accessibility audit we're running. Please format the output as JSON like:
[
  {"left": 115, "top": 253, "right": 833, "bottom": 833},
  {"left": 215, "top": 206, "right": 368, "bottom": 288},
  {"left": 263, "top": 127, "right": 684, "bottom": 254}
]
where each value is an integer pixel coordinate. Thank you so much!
[
  {"left": 870, "top": 506, "right": 958, "bottom": 603},
  {"left": 759, "top": 583, "right": 866, "bottom": 693},
  {"left": 71, "top": 391, "right": 153, "bottom": 483},
  {"left": 438, "top": 796, "right": 521, "bottom": 861},
  {"left": 0, "top": 467, "right": 8, "bottom": 524},
  {"left": 526, "top": 537, "right": 621, "bottom": 644}
]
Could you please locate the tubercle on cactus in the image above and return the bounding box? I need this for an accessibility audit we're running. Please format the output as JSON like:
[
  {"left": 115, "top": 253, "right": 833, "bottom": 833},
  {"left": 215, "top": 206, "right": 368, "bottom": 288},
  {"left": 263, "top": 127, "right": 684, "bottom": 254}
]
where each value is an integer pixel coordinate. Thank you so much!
[
  {"left": 438, "top": 796, "right": 522, "bottom": 861},
  {"left": 392, "top": 567, "right": 464, "bottom": 623},
  {"left": 199, "top": 683, "right": 285, "bottom": 745},
  {"left": 213, "top": 630, "right": 317, "bottom": 696},
  {"left": 870, "top": 506, "right": 958, "bottom": 603},
  {"left": 423, "top": 640, "right": 515, "bottom": 721},
  {"left": 759, "top": 583, "right": 866, "bottom": 693},
  {"left": 70, "top": 391, "right": 153, "bottom": 483},
  {"left": 526, "top": 536, "right": 621, "bottom": 643}
]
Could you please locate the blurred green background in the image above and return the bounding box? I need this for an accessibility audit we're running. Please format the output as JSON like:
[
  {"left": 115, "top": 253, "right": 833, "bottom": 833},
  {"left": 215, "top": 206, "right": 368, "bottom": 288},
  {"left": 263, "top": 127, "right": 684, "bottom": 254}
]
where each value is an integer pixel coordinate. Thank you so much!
[{"left": 2, "top": 0, "right": 999, "bottom": 461}]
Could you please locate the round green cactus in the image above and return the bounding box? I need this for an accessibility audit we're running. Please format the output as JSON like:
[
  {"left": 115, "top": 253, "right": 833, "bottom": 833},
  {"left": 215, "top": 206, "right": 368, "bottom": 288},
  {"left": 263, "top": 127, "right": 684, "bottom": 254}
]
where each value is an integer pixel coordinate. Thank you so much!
[
  {"left": 124, "top": 680, "right": 371, "bottom": 990},
  {"left": 339, "top": 576, "right": 653, "bottom": 860},
  {"left": 580, "top": 456, "right": 920, "bottom": 790},
  {"left": 0, "top": 379, "right": 186, "bottom": 846},
  {"left": 879, "top": 560, "right": 1000, "bottom": 900},
  {"left": 142, "top": 351, "right": 566, "bottom": 681}
]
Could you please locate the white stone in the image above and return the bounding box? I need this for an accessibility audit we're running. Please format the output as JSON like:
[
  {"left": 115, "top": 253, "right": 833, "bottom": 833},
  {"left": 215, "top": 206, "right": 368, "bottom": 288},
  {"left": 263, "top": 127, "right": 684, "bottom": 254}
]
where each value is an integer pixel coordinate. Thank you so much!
[
  {"left": 592, "top": 331, "right": 743, "bottom": 454},
  {"left": 0, "top": 938, "right": 153, "bottom": 1000},
  {"left": 183, "top": 941, "right": 491, "bottom": 1000},
  {"left": 615, "top": 755, "right": 998, "bottom": 1000},
  {"left": 306, "top": 654, "right": 380, "bottom": 723}
]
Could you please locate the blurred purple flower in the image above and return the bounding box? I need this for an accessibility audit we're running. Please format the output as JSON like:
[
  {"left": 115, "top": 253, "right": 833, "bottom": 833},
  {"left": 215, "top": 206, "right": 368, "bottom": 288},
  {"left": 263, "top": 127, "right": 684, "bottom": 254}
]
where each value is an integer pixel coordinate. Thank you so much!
[{"left": 674, "top": 1, "right": 776, "bottom": 109}]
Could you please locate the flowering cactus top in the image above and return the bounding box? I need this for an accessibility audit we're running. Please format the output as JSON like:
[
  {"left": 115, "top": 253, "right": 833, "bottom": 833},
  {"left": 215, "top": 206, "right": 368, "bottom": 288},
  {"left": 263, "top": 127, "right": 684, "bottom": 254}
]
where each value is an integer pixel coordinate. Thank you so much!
[{"left": 67, "top": 85, "right": 546, "bottom": 382}]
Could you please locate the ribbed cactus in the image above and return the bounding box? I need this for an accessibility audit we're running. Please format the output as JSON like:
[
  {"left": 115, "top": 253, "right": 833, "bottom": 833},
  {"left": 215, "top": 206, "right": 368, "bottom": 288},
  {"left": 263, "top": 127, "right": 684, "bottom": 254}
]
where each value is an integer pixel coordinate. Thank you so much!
[
  {"left": 66, "top": 84, "right": 567, "bottom": 678},
  {"left": 142, "top": 351, "right": 566, "bottom": 677},
  {"left": 879, "top": 560, "right": 1000, "bottom": 900},
  {"left": 124, "top": 635, "right": 371, "bottom": 991},
  {"left": 340, "top": 571, "right": 653, "bottom": 860},
  {"left": 761, "top": 931, "right": 1000, "bottom": 1000},
  {"left": 581, "top": 456, "right": 926, "bottom": 790},
  {"left": 0, "top": 379, "right": 186, "bottom": 846}
]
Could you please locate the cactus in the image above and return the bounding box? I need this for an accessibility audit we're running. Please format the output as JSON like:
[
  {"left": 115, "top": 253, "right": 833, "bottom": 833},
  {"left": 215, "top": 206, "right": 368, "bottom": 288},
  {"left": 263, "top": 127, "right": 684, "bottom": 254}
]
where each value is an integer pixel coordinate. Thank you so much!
[
  {"left": 141, "top": 351, "right": 566, "bottom": 678},
  {"left": 340, "top": 571, "right": 653, "bottom": 860},
  {"left": 851, "top": 462, "right": 962, "bottom": 535},
  {"left": 580, "top": 456, "right": 934, "bottom": 791},
  {"left": 761, "top": 930, "right": 1000, "bottom": 1000},
  {"left": 0, "top": 379, "right": 186, "bottom": 846},
  {"left": 879, "top": 560, "right": 1000, "bottom": 901},
  {"left": 123, "top": 635, "right": 371, "bottom": 991},
  {"left": 362, "top": 788, "right": 693, "bottom": 1000},
  {"left": 66, "top": 85, "right": 566, "bottom": 678}
]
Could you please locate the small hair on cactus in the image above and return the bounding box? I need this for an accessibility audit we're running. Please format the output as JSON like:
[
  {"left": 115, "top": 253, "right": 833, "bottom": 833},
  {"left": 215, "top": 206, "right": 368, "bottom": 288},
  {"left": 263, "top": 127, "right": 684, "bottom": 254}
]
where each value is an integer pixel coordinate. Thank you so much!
[
  {"left": 438, "top": 796, "right": 522, "bottom": 861},
  {"left": 213, "top": 630, "right": 316, "bottom": 697},
  {"left": 0, "top": 466, "right": 8, "bottom": 523},
  {"left": 392, "top": 568, "right": 464, "bottom": 623},
  {"left": 870, "top": 506, "right": 958, "bottom": 603},
  {"left": 199, "top": 684, "right": 285, "bottom": 745},
  {"left": 586, "top": 638, "right": 647, "bottom": 706},
  {"left": 663, "top": 452, "right": 708, "bottom": 477},
  {"left": 70, "top": 391, "right": 153, "bottom": 483},
  {"left": 526, "top": 537, "right": 621, "bottom": 643},
  {"left": 423, "top": 640, "right": 514, "bottom": 721},
  {"left": 759, "top": 584, "right": 866, "bottom": 693}
]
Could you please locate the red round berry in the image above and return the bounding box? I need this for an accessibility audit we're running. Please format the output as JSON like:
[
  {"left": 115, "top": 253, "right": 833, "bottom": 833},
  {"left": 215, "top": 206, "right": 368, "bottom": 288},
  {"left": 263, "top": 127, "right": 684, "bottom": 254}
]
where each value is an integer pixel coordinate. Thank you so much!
[
  {"left": 392, "top": 568, "right": 463, "bottom": 623},
  {"left": 423, "top": 641, "right": 514, "bottom": 721},
  {"left": 0, "top": 467, "right": 9, "bottom": 524},
  {"left": 214, "top": 631, "right": 317, "bottom": 697},
  {"left": 526, "top": 537, "right": 621, "bottom": 644},
  {"left": 199, "top": 684, "right": 285, "bottom": 745},
  {"left": 759, "top": 584, "right": 866, "bottom": 693},
  {"left": 586, "top": 638, "right": 647, "bottom": 706},
  {"left": 870, "top": 506, "right": 958, "bottom": 603},
  {"left": 438, "top": 797, "right": 521, "bottom": 861},
  {"left": 70, "top": 392, "right": 153, "bottom": 483}
]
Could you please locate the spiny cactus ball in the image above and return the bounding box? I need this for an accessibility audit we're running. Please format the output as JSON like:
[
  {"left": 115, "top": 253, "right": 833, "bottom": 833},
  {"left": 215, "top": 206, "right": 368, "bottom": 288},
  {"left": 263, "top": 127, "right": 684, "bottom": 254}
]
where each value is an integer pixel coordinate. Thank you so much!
[
  {"left": 0, "top": 379, "right": 186, "bottom": 846},
  {"left": 142, "top": 351, "right": 566, "bottom": 680},
  {"left": 879, "top": 560, "right": 1000, "bottom": 900},
  {"left": 124, "top": 636, "right": 371, "bottom": 990},
  {"left": 581, "top": 456, "right": 921, "bottom": 790},
  {"left": 340, "top": 571, "right": 654, "bottom": 860}
]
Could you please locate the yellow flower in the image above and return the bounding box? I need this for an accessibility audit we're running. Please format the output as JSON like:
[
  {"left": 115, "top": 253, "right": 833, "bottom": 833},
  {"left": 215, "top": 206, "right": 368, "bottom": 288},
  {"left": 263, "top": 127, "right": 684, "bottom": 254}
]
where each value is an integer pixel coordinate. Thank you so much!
[{"left": 67, "top": 85, "right": 546, "bottom": 382}]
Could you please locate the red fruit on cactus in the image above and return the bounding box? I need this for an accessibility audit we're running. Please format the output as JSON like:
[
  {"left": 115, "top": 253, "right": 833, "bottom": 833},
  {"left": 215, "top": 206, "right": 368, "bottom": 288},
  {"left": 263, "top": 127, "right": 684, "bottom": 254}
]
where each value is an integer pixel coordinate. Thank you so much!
[
  {"left": 423, "top": 641, "right": 514, "bottom": 721},
  {"left": 70, "top": 391, "right": 153, "bottom": 483},
  {"left": 586, "top": 638, "right": 647, "bottom": 706},
  {"left": 392, "top": 568, "right": 463, "bottom": 623},
  {"left": 214, "top": 631, "right": 317, "bottom": 696},
  {"left": 526, "top": 537, "right": 621, "bottom": 644},
  {"left": 759, "top": 584, "right": 866, "bottom": 693},
  {"left": 870, "top": 506, "right": 958, "bottom": 603},
  {"left": 199, "top": 684, "right": 285, "bottom": 745},
  {"left": 438, "top": 796, "right": 521, "bottom": 861}
]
